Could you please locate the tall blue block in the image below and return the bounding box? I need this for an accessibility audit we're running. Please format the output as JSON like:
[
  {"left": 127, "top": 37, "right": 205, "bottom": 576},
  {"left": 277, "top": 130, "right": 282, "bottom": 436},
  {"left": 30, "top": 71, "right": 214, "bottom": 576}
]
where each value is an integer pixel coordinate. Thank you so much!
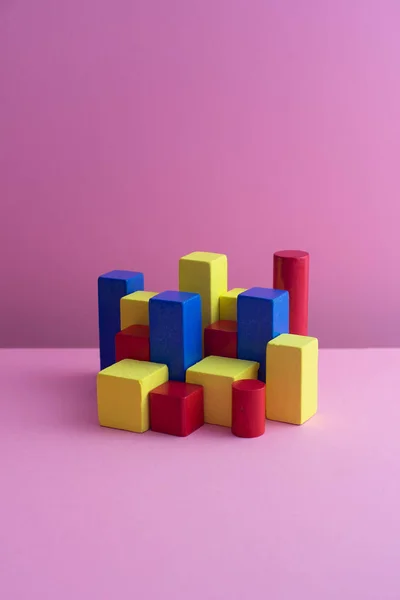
[
  {"left": 98, "top": 270, "right": 144, "bottom": 370},
  {"left": 237, "top": 287, "right": 289, "bottom": 381},
  {"left": 149, "top": 291, "right": 202, "bottom": 382}
]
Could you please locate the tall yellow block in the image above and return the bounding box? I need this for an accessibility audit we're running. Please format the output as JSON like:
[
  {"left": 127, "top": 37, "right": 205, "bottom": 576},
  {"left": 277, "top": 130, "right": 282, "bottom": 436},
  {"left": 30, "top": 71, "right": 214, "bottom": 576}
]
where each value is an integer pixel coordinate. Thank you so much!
[
  {"left": 179, "top": 252, "right": 228, "bottom": 328},
  {"left": 266, "top": 334, "right": 318, "bottom": 425},
  {"left": 219, "top": 288, "right": 247, "bottom": 321},
  {"left": 120, "top": 291, "right": 157, "bottom": 329},
  {"left": 186, "top": 356, "right": 259, "bottom": 427},
  {"left": 97, "top": 359, "right": 168, "bottom": 433}
]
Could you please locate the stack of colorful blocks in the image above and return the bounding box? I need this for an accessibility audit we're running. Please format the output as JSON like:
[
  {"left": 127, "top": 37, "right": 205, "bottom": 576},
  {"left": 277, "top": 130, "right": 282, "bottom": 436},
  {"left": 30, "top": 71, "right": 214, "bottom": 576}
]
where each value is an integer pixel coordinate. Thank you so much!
[{"left": 96, "top": 251, "right": 318, "bottom": 438}]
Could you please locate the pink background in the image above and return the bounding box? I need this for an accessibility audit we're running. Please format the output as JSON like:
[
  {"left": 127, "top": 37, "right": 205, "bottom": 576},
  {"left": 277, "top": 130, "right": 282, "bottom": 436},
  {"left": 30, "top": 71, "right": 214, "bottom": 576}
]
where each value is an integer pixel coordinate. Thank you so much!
[
  {"left": 1, "top": 0, "right": 400, "bottom": 348},
  {"left": 2, "top": 348, "right": 400, "bottom": 599}
]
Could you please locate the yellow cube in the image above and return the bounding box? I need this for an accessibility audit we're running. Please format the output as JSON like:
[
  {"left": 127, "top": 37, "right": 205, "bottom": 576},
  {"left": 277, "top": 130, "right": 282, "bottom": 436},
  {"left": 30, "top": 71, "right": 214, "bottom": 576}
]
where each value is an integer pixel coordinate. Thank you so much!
[
  {"left": 97, "top": 359, "right": 168, "bottom": 433},
  {"left": 219, "top": 288, "right": 247, "bottom": 321},
  {"left": 186, "top": 356, "right": 259, "bottom": 427},
  {"left": 120, "top": 291, "right": 157, "bottom": 330},
  {"left": 266, "top": 334, "right": 318, "bottom": 425},
  {"left": 179, "top": 252, "right": 228, "bottom": 328}
]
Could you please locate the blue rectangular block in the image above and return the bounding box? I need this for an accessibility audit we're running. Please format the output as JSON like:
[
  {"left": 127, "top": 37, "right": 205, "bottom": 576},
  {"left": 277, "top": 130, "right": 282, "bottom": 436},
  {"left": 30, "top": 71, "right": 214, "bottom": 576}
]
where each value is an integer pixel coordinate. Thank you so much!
[
  {"left": 98, "top": 270, "right": 144, "bottom": 370},
  {"left": 149, "top": 291, "right": 202, "bottom": 382},
  {"left": 237, "top": 287, "right": 289, "bottom": 381}
]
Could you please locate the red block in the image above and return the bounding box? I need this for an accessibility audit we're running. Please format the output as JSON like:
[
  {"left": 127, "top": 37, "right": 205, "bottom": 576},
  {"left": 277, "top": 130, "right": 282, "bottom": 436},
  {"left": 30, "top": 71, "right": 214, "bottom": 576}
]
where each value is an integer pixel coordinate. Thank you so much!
[
  {"left": 149, "top": 381, "right": 204, "bottom": 437},
  {"left": 273, "top": 250, "right": 310, "bottom": 336},
  {"left": 204, "top": 320, "right": 237, "bottom": 358},
  {"left": 115, "top": 325, "right": 150, "bottom": 362},
  {"left": 231, "top": 379, "right": 266, "bottom": 438}
]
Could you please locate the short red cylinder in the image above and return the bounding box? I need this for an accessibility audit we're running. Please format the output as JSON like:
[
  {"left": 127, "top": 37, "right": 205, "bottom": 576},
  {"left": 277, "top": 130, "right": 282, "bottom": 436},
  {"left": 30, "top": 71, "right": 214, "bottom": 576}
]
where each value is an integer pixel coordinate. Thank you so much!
[
  {"left": 273, "top": 250, "right": 309, "bottom": 336},
  {"left": 231, "top": 379, "right": 266, "bottom": 438}
]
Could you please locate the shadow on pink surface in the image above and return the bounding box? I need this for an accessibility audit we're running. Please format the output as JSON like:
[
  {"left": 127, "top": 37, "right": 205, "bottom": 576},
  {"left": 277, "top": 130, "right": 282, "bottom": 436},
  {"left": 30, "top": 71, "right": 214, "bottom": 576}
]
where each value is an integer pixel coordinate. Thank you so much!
[{"left": 32, "top": 371, "right": 97, "bottom": 428}]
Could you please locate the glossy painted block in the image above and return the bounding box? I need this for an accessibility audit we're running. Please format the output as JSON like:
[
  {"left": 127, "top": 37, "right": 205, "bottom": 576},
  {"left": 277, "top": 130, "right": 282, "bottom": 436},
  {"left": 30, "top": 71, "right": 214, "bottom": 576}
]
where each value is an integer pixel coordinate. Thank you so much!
[
  {"left": 149, "top": 291, "right": 202, "bottom": 382},
  {"left": 98, "top": 271, "right": 144, "bottom": 370},
  {"left": 120, "top": 291, "right": 157, "bottom": 330},
  {"left": 186, "top": 356, "right": 259, "bottom": 427},
  {"left": 115, "top": 325, "right": 150, "bottom": 362},
  {"left": 149, "top": 381, "right": 204, "bottom": 437},
  {"left": 204, "top": 320, "right": 237, "bottom": 358},
  {"left": 273, "top": 250, "right": 309, "bottom": 335},
  {"left": 179, "top": 252, "right": 228, "bottom": 329},
  {"left": 266, "top": 334, "right": 318, "bottom": 425},
  {"left": 97, "top": 359, "right": 168, "bottom": 433},
  {"left": 219, "top": 288, "right": 247, "bottom": 321},
  {"left": 237, "top": 287, "right": 289, "bottom": 381}
]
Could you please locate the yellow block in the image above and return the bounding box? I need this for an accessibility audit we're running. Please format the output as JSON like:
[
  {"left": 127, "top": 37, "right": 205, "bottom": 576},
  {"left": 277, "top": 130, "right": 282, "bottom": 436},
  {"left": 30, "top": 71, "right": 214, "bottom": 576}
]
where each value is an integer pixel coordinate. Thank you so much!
[
  {"left": 120, "top": 291, "right": 157, "bottom": 329},
  {"left": 97, "top": 359, "right": 168, "bottom": 433},
  {"left": 186, "top": 356, "right": 259, "bottom": 427},
  {"left": 219, "top": 288, "right": 247, "bottom": 321},
  {"left": 179, "top": 252, "right": 228, "bottom": 328},
  {"left": 266, "top": 334, "right": 318, "bottom": 425}
]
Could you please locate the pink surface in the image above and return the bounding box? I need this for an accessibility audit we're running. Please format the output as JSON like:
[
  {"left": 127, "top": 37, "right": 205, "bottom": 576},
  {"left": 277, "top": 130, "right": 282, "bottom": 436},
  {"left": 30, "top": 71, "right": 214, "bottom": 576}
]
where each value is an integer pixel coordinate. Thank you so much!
[
  {"left": 2, "top": 1, "right": 400, "bottom": 349},
  {"left": 1, "top": 349, "right": 400, "bottom": 599}
]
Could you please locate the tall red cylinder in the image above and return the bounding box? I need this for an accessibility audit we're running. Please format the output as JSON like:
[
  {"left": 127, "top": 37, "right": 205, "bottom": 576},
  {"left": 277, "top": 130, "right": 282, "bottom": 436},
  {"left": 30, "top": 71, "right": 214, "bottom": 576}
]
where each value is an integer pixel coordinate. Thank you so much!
[
  {"left": 231, "top": 379, "right": 266, "bottom": 438},
  {"left": 273, "top": 250, "right": 309, "bottom": 336}
]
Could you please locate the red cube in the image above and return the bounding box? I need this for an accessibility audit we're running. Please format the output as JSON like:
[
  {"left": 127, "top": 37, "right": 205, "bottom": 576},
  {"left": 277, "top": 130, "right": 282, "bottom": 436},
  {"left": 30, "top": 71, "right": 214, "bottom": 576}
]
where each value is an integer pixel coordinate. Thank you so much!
[
  {"left": 204, "top": 320, "right": 237, "bottom": 358},
  {"left": 115, "top": 325, "right": 150, "bottom": 362},
  {"left": 149, "top": 381, "right": 204, "bottom": 437}
]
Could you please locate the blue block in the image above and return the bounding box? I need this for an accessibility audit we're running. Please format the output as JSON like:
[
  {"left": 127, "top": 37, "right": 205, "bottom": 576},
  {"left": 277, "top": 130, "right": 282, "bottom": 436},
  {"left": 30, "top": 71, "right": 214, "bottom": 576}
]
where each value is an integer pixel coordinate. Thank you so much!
[
  {"left": 237, "top": 287, "right": 289, "bottom": 381},
  {"left": 98, "top": 270, "right": 144, "bottom": 370},
  {"left": 149, "top": 291, "right": 202, "bottom": 382}
]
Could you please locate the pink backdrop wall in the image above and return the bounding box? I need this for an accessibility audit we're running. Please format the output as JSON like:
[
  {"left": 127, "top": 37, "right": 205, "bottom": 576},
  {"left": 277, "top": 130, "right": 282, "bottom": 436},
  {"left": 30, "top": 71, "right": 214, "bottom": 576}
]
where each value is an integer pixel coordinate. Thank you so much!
[{"left": 1, "top": 0, "right": 400, "bottom": 348}]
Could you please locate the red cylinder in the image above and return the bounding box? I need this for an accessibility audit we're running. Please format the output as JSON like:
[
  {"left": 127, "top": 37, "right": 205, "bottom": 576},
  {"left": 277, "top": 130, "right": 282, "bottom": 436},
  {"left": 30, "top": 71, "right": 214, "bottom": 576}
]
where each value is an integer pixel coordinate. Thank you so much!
[
  {"left": 231, "top": 379, "right": 266, "bottom": 438},
  {"left": 273, "top": 250, "right": 309, "bottom": 336}
]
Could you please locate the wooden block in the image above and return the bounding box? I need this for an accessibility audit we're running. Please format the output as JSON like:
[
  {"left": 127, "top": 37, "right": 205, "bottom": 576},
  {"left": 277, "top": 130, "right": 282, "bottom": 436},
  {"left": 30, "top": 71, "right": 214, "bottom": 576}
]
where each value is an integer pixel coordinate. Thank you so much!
[
  {"left": 115, "top": 325, "right": 150, "bottom": 362},
  {"left": 179, "top": 252, "right": 228, "bottom": 329},
  {"left": 120, "top": 291, "right": 157, "bottom": 330},
  {"left": 149, "top": 291, "right": 202, "bottom": 382},
  {"left": 219, "top": 288, "right": 247, "bottom": 321},
  {"left": 97, "top": 359, "right": 168, "bottom": 433},
  {"left": 266, "top": 333, "right": 318, "bottom": 425},
  {"left": 273, "top": 250, "right": 309, "bottom": 335},
  {"left": 150, "top": 381, "right": 204, "bottom": 437},
  {"left": 237, "top": 287, "right": 289, "bottom": 381},
  {"left": 204, "top": 320, "right": 237, "bottom": 359},
  {"left": 232, "top": 379, "right": 266, "bottom": 438},
  {"left": 186, "top": 356, "right": 259, "bottom": 427},
  {"left": 98, "top": 271, "right": 144, "bottom": 370}
]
